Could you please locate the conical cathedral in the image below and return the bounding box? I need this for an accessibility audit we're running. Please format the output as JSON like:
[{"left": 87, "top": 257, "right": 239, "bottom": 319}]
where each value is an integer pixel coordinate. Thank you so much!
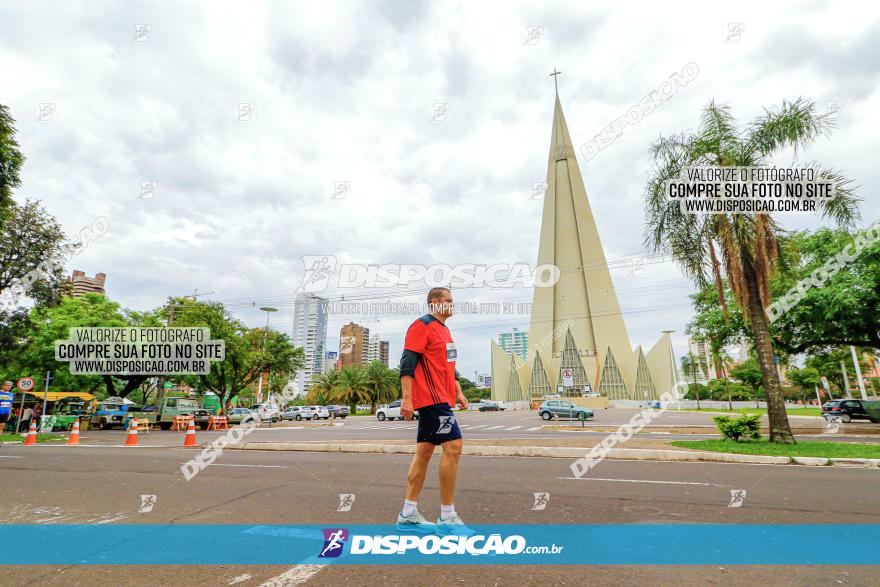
[{"left": 490, "top": 92, "right": 678, "bottom": 402}]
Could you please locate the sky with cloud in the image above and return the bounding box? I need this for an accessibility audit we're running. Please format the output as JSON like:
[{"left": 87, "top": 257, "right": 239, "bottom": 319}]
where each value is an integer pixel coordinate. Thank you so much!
[{"left": 1, "top": 0, "right": 878, "bottom": 380}]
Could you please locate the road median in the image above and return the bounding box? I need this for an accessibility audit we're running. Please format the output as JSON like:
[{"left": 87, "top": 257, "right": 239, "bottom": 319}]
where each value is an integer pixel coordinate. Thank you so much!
[{"left": 226, "top": 441, "right": 880, "bottom": 468}]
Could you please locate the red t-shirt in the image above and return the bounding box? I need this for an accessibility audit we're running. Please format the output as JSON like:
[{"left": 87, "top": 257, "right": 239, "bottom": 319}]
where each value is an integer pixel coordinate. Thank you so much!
[{"left": 402, "top": 315, "right": 457, "bottom": 409}]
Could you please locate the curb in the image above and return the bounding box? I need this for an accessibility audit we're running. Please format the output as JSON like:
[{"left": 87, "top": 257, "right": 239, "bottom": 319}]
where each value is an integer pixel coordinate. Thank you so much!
[{"left": 227, "top": 442, "right": 880, "bottom": 468}]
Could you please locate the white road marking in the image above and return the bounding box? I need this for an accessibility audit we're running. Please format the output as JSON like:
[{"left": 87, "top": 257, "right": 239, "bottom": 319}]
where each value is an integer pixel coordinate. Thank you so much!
[
  {"left": 485, "top": 426, "right": 505, "bottom": 430},
  {"left": 209, "top": 463, "right": 288, "bottom": 469},
  {"left": 467, "top": 425, "right": 487, "bottom": 429},
  {"left": 260, "top": 564, "right": 325, "bottom": 586},
  {"left": 526, "top": 427, "right": 543, "bottom": 431},
  {"left": 0, "top": 455, "right": 24, "bottom": 458},
  {"left": 559, "top": 477, "right": 723, "bottom": 486},
  {"left": 502, "top": 426, "right": 522, "bottom": 431}
]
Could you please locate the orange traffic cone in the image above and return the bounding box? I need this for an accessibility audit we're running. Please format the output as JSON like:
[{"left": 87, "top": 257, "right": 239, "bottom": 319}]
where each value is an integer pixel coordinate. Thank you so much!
[
  {"left": 124, "top": 418, "right": 139, "bottom": 446},
  {"left": 67, "top": 419, "right": 81, "bottom": 445},
  {"left": 183, "top": 418, "right": 197, "bottom": 447},
  {"left": 67, "top": 418, "right": 79, "bottom": 444},
  {"left": 23, "top": 421, "right": 38, "bottom": 446}
]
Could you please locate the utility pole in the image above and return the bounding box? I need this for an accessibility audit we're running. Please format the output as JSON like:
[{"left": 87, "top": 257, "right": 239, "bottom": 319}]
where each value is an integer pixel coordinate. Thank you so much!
[
  {"left": 850, "top": 346, "right": 868, "bottom": 400},
  {"left": 258, "top": 307, "right": 278, "bottom": 427},
  {"left": 840, "top": 361, "right": 852, "bottom": 399},
  {"left": 41, "top": 371, "right": 52, "bottom": 431}
]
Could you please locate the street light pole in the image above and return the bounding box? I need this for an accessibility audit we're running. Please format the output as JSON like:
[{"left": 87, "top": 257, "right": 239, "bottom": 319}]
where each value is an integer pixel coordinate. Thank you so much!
[
  {"left": 258, "top": 307, "right": 278, "bottom": 427},
  {"left": 850, "top": 346, "right": 868, "bottom": 400},
  {"left": 41, "top": 371, "right": 52, "bottom": 430}
]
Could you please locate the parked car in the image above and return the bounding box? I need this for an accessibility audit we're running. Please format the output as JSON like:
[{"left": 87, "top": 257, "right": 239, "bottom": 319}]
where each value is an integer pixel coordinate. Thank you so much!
[
  {"left": 377, "top": 400, "right": 419, "bottom": 421},
  {"left": 311, "top": 406, "right": 330, "bottom": 419},
  {"left": 282, "top": 406, "right": 315, "bottom": 421},
  {"left": 478, "top": 401, "right": 502, "bottom": 412},
  {"left": 822, "top": 399, "right": 880, "bottom": 423},
  {"left": 538, "top": 400, "right": 593, "bottom": 421},
  {"left": 227, "top": 407, "right": 254, "bottom": 424},
  {"left": 250, "top": 403, "right": 281, "bottom": 422},
  {"left": 327, "top": 405, "right": 349, "bottom": 418}
]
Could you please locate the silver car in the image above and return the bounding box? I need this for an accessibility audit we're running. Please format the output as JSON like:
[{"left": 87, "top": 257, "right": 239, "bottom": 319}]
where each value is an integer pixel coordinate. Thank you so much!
[{"left": 282, "top": 406, "right": 316, "bottom": 421}]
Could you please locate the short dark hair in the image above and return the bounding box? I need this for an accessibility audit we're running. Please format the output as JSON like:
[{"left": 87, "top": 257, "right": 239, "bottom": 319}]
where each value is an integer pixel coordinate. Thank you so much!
[{"left": 427, "top": 287, "right": 451, "bottom": 305}]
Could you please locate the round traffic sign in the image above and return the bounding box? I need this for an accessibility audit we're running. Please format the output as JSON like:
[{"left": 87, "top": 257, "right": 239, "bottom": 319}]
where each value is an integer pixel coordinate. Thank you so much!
[{"left": 17, "top": 377, "right": 35, "bottom": 391}]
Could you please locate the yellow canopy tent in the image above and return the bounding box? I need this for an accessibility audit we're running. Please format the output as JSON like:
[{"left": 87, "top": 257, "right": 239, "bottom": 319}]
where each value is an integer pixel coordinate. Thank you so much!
[{"left": 23, "top": 391, "right": 95, "bottom": 402}]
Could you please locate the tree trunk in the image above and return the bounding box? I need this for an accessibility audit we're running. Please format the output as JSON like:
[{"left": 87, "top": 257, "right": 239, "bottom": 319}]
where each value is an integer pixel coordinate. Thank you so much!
[{"left": 742, "top": 263, "right": 795, "bottom": 443}]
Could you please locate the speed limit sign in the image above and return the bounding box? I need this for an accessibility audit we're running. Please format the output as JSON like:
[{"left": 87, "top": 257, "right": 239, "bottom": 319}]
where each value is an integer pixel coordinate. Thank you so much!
[{"left": 16, "top": 377, "right": 35, "bottom": 392}]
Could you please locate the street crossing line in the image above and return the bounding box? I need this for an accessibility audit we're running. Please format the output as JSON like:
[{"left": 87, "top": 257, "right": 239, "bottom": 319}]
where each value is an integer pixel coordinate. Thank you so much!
[{"left": 559, "top": 477, "right": 723, "bottom": 486}]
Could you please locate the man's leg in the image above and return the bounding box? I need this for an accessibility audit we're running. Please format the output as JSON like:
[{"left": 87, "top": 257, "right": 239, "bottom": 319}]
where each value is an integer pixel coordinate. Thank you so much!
[
  {"left": 438, "top": 438, "right": 462, "bottom": 506},
  {"left": 405, "top": 442, "right": 436, "bottom": 501}
]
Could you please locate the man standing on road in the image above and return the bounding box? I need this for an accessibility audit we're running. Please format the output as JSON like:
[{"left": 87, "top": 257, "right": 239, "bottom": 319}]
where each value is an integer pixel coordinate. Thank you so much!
[{"left": 396, "top": 287, "right": 472, "bottom": 535}]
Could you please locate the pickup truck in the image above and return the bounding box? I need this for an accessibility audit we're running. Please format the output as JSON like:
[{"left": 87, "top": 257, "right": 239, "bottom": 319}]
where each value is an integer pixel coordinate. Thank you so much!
[
  {"left": 90, "top": 401, "right": 136, "bottom": 430},
  {"left": 132, "top": 397, "right": 212, "bottom": 430}
]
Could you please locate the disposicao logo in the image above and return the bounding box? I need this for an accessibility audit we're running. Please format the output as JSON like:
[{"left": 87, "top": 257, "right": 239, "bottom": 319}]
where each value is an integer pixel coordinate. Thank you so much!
[{"left": 319, "top": 528, "right": 349, "bottom": 558}]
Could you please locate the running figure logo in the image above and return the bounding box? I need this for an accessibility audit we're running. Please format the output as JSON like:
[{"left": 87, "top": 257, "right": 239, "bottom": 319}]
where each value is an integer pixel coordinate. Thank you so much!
[
  {"left": 531, "top": 492, "right": 550, "bottom": 511},
  {"left": 298, "top": 255, "right": 337, "bottom": 293},
  {"left": 319, "top": 528, "right": 349, "bottom": 558},
  {"left": 138, "top": 495, "right": 157, "bottom": 513},
  {"left": 437, "top": 415, "right": 455, "bottom": 434},
  {"left": 337, "top": 493, "right": 355, "bottom": 512},
  {"left": 728, "top": 490, "right": 747, "bottom": 508}
]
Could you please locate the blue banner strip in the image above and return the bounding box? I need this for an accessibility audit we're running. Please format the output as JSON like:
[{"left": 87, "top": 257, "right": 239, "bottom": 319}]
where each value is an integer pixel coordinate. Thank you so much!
[{"left": 0, "top": 524, "right": 877, "bottom": 565}]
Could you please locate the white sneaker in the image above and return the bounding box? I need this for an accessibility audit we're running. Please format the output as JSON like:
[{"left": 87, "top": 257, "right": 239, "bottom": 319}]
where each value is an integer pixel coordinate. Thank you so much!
[
  {"left": 436, "top": 513, "right": 475, "bottom": 537},
  {"left": 396, "top": 509, "right": 436, "bottom": 534}
]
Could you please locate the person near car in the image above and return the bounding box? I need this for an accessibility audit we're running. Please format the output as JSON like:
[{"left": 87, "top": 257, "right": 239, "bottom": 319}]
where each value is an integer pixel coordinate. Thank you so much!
[{"left": 396, "top": 287, "right": 472, "bottom": 536}]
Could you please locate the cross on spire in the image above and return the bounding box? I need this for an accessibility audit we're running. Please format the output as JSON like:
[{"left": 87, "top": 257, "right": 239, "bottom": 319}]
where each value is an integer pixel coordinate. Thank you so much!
[{"left": 549, "top": 67, "right": 561, "bottom": 95}]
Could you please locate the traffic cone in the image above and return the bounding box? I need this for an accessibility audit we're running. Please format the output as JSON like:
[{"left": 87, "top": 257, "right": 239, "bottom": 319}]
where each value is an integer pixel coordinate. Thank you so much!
[
  {"left": 124, "top": 418, "right": 139, "bottom": 446},
  {"left": 23, "top": 421, "right": 37, "bottom": 446},
  {"left": 183, "top": 419, "right": 197, "bottom": 447},
  {"left": 67, "top": 419, "right": 81, "bottom": 445}
]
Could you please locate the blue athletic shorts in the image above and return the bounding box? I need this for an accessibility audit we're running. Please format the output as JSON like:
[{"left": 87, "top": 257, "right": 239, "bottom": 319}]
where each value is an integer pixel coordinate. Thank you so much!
[{"left": 416, "top": 403, "right": 462, "bottom": 445}]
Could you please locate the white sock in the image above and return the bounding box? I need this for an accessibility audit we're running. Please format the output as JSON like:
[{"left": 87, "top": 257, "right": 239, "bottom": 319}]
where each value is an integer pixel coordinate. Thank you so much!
[
  {"left": 440, "top": 504, "right": 456, "bottom": 520},
  {"left": 401, "top": 499, "right": 418, "bottom": 517}
]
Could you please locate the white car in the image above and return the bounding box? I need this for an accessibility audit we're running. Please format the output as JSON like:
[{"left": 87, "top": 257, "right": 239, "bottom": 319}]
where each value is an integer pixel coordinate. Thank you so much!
[
  {"left": 282, "top": 406, "right": 315, "bottom": 421},
  {"left": 376, "top": 400, "right": 419, "bottom": 421},
  {"left": 311, "top": 406, "right": 330, "bottom": 420},
  {"left": 251, "top": 403, "right": 281, "bottom": 422}
]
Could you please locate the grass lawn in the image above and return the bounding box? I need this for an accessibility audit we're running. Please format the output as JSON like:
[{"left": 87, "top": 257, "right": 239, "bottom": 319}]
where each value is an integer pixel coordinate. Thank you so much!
[
  {"left": 671, "top": 438, "right": 880, "bottom": 459},
  {"left": 673, "top": 407, "right": 822, "bottom": 417},
  {"left": 0, "top": 433, "right": 66, "bottom": 443}
]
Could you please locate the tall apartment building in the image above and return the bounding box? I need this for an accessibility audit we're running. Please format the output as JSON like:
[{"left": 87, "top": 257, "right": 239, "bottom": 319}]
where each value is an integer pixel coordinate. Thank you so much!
[
  {"left": 339, "top": 322, "right": 370, "bottom": 368},
  {"left": 292, "top": 293, "right": 329, "bottom": 396},
  {"left": 363, "top": 335, "right": 391, "bottom": 367},
  {"left": 323, "top": 351, "right": 339, "bottom": 373},
  {"left": 498, "top": 327, "right": 528, "bottom": 361},
  {"left": 67, "top": 270, "right": 106, "bottom": 297},
  {"left": 687, "top": 337, "right": 717, "bottom": 383}
]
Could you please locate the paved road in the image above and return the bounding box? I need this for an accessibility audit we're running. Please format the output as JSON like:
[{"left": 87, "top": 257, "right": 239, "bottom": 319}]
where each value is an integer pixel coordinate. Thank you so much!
[
  {"left": 22, "top": 408, "right": 877, "bottom": 447},
  {"left": 1, "top": 441, "right": 877, "bottom": 586}
]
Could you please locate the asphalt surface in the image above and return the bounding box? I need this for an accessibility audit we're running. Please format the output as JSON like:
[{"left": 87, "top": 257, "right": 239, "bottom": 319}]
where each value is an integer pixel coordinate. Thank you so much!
[
  {"left": 15, "top": 408, "right": 879, "bottom": 448},
  {"left": 2, "top": 431, "right": 879, "bottom": 586}
]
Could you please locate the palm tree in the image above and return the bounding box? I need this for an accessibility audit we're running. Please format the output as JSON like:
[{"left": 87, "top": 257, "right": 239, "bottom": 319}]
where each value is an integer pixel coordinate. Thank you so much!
[
  {"left": 330, "top": 366, "right": 371, "bottom": 414},
  {"left": 646, "top": 99, "right": 859, "bottom": 443},
  {"left": 363, "top": 361, "right": 399, "bottom": 414},
  {"left": 306, "top": 369, "right": 341, "bottom": 405}
]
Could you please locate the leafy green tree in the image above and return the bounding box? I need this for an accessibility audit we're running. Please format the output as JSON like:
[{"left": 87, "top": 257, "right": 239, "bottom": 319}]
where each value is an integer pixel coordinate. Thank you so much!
[
  {"left": 4, "top": 294, "right": 124, "bottom": 394},
  {"left": 363, "top": 361, "right": 399, "bottom": 414},
  {"left": 307, "top": 369, "right": 341, "bottom": 405},
  {"left": 330, "top": 365, "right": 370, "bottom": 414},
  {"left": 171, "top": 298, "right": 303, "bottom": 414},
  {"left": 686, "top": 281, "right": 748, "bottom": 378},
  {"left": 730, "top": 359, "right": 764, "bottom": 407},
  {"left": 787, "top": 366, "right": 821, "bottom": 403},
  {"left": 0, "top": 103, "right": 25, "bottom": 228},
  {"left": 0, "top": 199, "right": 67, "bottom": 307},
  {"left": 804, "top": 347, "right": 871, "bottom": 397},
  {"left": 645, "top": 98, "right": 860, "bottom": 443},
  {"left": 771, "top": 228, "right": 880, "bottom": 353}
]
